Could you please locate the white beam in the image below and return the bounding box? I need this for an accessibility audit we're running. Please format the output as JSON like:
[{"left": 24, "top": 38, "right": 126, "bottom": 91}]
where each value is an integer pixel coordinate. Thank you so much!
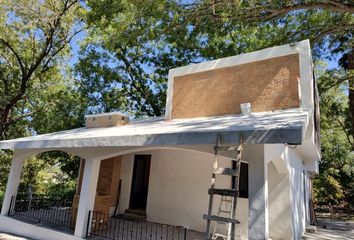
[{"left": 74, "top": 158, "right": 101, "bottom": 238}]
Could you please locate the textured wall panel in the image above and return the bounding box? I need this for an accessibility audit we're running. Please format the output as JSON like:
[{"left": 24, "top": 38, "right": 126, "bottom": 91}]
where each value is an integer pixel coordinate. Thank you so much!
[{"left": 171, "top": 54, "right": 300, "bottom": 118}]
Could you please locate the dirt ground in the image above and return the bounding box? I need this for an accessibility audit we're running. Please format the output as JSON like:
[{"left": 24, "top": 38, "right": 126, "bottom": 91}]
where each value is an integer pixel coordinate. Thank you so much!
[{"left": 303, "top": 218, "right": 354, "bottom": 240}]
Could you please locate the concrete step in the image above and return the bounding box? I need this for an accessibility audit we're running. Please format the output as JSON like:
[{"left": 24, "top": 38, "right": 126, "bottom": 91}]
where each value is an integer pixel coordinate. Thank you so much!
[
  {"left": 115, "top": 209, "right": 147, "bottom": 221},
  {"left": 124, "top": 209, "right": 147, "bottom": 216},
  {"left": 305, "top": 225, "right": 317, "bottom": 233}
]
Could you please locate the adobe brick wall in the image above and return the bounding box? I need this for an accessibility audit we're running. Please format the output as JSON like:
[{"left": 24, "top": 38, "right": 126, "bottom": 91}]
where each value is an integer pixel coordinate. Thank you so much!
[
  {"left": 72, "top": 156, "right": 121, "bottom": 220},
  {"left": 171, "top": 54, "right": 300, "bottom": 119}
]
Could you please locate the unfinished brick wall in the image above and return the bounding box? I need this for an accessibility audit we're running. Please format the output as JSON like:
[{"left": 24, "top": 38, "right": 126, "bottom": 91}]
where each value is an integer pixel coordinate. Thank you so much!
[
  {"left": 72, "top": 156, "right": 121, "bottom": 225},
  {"left": 171, "top": 54, "right": 300, "bottom": 119}
]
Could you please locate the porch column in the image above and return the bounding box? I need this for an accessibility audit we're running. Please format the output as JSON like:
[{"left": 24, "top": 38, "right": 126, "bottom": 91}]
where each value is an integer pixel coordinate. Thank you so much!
[
  {"left": 1, "top": 152, "right": 26, "bottom": 216},
  {"left": 248, "top": 144, "right": 269, "bottom": 240},
  {"left": 74, "top": 157, "right": 101, "bottom": 238}
]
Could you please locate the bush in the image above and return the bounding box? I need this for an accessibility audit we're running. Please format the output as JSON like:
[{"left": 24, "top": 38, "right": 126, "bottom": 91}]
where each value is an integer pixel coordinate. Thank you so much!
[
  {"left": 0, "top": 191, "right": 4, "bottom": 207},
  {"left": 16, "top": 190, "right": 75, "bottom": 204}
]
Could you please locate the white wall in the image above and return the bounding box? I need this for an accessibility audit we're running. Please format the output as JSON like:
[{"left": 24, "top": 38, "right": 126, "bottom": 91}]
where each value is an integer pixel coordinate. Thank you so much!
[
  {"left": 265, "top": 144, "right": 312, "bottom": 240},
  {"left": 288, "top": 148, "right": 307, "bottom": 239},
  {"left": 118, "top": 154, "right": 134, "bottom": 213},
  {"left": 118, "top": 148, "right": 249, "bottom": 239},
  {"left": 117, "top": 146, "right": 311, "bottom": 240},
  {"left": 268, "top": 161, "right": 292, "bottom": 239}
]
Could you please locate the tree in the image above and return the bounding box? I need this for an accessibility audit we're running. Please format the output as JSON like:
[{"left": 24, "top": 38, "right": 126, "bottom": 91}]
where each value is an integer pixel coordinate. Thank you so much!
[
  {"left": 77, "top": 0, "right": 199, "bottom": 117},
  {"left": 0, "top": 0, "right": 82, "bottom": 139},
  {"left": 314, "top": 62, "right": 354, "bottom": 206},
  {"left": 79, "top": 0, "right": 354, "bottom": 208},
  {"left": 80, "top": 1, "right": 353, "bottom": 117},
  {"left": 0, "top": 0, "right": 86, "bottom": 197}
]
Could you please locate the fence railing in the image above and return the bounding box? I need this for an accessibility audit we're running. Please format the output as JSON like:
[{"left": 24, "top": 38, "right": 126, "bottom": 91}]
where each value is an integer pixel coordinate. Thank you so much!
[
  {"left": 315, "top": 205, "right": 354, "bottom": 218},
  {"left": 87, "top": 211, "right": 187, "bottom": 240},
  {"left": 9, "top": 194, "right": 76, "bottom": 231}
]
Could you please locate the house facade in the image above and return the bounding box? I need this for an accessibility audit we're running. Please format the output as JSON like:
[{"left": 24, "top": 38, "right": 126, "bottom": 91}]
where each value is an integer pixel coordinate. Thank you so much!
[{"left": 0, "top": 40, "right": 320, "bottom": 240}]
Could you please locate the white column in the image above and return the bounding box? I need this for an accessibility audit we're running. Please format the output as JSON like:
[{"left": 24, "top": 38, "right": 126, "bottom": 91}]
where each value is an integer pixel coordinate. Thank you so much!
[
  {"left": 1, "top": 152, "right": 26, "bottom": 216},
  {"left": 248, "top": 144, "right": 269, "bottom": 240},
  {"left": 74, "top": 158, "right": 101, "bottom": 238},
  {"left": 268, "top": 162, "right": 292, "bottom": 238}
]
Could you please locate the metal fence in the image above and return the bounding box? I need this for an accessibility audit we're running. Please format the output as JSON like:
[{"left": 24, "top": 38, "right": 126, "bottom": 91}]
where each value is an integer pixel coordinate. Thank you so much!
[
  {"left": 87, "top": 211, "right": 187, "bottom": 240},
  {"left": 9, "top": 194, "right": 76, "bottom": 231}
]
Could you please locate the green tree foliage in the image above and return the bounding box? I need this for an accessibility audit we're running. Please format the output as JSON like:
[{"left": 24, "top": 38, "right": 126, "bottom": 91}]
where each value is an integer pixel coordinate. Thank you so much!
[
  {"left": 0, "top": 0, "right": 84, "bottom": 195},
  {"left": 0, "top": 150, "right": 12, "bottom": 192},
  {"left": 315, "top": 63, "right": 354, "bottom": 206},
  {"left": 18, "top": 152, "right": 79, "bottom": 195},
  {"left": 0, "top": 0, "right": 82, "bottom": 139},
  {"left": 77, "top": 0, "right": 200, "bottom": 116}
]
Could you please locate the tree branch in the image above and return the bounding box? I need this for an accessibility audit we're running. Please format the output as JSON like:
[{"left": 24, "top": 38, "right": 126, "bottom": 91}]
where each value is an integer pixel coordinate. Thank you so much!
[
  {"left": 336, "top": 117, "right": 353, "bottom": 146},
  {"left": 28, "top": 0, "right": 79, "bottom": 78},
  {"left": 312, "top": 24, "right": 354, "bottom": 44},
  {"left": 188, "top": 1, "right": 354, "bottom": 23},
  {"left": 0, "top": 39, "right": 25, "bottom": 75},
  {"left": 41, "top": 28, "right": 84, "bottom": 73},
  {"left": 322, "top": 75, "right": 354, "bottom": 91}
]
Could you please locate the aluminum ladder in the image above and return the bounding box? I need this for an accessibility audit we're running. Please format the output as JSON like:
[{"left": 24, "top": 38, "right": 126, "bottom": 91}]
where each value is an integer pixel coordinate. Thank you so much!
[{"left": 204, "top": 134, "right": 242, "bottom": 240}]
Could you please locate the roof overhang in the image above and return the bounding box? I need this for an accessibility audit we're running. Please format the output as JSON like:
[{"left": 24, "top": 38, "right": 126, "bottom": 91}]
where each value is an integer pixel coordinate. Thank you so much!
[{"left": 0, "top": 109, "right": 309, "bottom": 150}]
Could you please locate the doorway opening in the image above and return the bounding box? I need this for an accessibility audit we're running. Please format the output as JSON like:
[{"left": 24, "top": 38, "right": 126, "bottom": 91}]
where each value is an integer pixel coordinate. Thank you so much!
[{"left": 129, "top": 154, "right": 151, "bottom": 211}]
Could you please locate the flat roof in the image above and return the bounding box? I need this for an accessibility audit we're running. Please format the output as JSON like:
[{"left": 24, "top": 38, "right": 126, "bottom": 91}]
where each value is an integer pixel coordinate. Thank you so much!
[{"left": 0, "top": 109, "right": 309, "bottom": 149}]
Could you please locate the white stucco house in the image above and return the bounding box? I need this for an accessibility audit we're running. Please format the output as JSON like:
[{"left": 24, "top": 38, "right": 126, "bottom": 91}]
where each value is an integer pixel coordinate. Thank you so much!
[{"left": 0, "top": 40, "right": 320, "bottom": 240}]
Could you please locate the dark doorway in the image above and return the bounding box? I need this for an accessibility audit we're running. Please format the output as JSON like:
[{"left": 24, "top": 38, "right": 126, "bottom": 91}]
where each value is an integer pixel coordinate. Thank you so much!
[
  {"left": 129, "top": 155, "right": 151, "bottom": 210},
  {"left": 232, "top": 161, "right": 249, "bottom": 198}
]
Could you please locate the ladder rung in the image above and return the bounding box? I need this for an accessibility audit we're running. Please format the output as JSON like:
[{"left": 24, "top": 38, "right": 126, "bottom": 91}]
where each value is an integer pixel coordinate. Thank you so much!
[
  {"left": 220, "top": 210, "right": 232, "bottom": 214},
  {"left": 213, "top": 167, "right": 239, "bottom": 176},
  {"left": 203, "top": 214, "right": 240, "bottom": 224},
  {"left": 213, "top": 233, "right": 228, "bottom": 238},
  {"left": 216, "top": 146, "right": 240, "bottom": 151},
  {"left": 208, "top": 188, "right": 238, "bottom": 197}
]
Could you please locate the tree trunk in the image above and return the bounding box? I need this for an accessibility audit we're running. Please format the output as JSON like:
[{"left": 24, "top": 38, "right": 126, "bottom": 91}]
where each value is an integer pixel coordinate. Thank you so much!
[{"left": 348, "top": 49, "right": 354, "bottom": 149}]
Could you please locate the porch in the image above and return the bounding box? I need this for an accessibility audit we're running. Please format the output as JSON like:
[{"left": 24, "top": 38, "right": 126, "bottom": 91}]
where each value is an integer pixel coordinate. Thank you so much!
[
  {"left": 3, "top": 146, "right": 249, "bottom": 240},
  {"left": 6, "top": 191, "right": 196, "bottom": 240},
  {"left": 0, "top": 109, "right": 317, "bottom": 240}
]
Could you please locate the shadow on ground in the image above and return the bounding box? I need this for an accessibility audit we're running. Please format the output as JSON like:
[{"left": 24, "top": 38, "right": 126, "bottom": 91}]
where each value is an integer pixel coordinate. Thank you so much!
[{"left": 303, "top": 218, "right": 354, "bottom": 240}]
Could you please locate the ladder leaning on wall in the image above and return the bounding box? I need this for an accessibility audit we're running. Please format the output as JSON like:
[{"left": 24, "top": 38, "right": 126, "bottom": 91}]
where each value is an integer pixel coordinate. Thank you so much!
[{"left": 203, "top": 134, "right": 243, "bottom": 240}]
